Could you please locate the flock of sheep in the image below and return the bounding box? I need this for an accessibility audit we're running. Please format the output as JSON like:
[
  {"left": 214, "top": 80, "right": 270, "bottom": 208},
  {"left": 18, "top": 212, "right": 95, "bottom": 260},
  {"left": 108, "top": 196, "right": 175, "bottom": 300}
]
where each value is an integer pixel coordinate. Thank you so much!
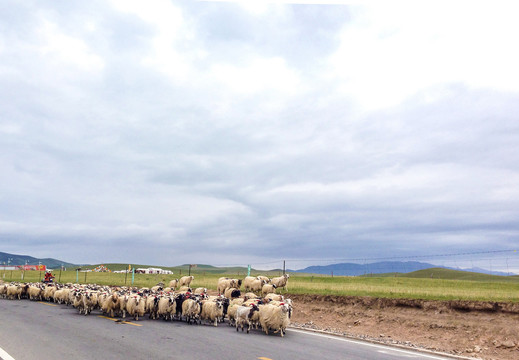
[{"left": 0, "top": 273, "right": 292, "bottom": 337}]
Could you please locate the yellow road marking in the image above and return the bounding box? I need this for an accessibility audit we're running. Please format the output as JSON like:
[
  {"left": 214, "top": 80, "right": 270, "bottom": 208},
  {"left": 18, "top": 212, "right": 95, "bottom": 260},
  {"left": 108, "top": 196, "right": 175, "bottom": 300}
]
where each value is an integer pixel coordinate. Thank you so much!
[
  {"left": 97, "top": 315, "right": 143, "bottom": 326},
  {"left": 258, "top": 358, "right": 273, "bottom": 360},
  {"left": 38, "top": 302, "right": 57, "bottom": 307}
]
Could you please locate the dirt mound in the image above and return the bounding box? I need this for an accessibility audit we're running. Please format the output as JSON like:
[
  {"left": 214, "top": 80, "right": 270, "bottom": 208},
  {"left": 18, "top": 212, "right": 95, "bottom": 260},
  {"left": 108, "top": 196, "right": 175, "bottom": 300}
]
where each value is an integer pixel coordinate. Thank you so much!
[
  {"left": 287, "top": 293, "right": 519, "bottom": 360},
  {"left": 290, "top": 293, "right": 519, "bottom": 314}
]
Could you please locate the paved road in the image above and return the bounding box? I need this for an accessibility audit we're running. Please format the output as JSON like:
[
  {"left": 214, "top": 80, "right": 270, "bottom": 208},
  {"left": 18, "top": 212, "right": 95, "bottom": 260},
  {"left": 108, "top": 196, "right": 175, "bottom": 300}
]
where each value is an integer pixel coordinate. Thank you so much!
[{"left": 0, "top": 299, "right": 455, "bottom": 360}]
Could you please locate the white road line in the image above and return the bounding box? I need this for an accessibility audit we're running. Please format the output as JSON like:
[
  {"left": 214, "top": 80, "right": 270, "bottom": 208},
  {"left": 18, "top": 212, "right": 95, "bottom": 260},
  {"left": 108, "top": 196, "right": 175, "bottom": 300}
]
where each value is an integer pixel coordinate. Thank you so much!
[
  {"left": 288, "top": 329, "right": 457, "bottom": 360},
  {"left": 0, "top": 345, "right": 16, "bottom": 360}
]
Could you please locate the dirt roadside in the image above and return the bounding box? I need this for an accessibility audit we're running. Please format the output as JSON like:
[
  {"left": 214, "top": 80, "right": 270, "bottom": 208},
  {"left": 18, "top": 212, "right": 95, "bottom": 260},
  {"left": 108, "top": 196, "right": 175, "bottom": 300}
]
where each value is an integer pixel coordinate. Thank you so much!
[{"left": 287, "top": 294, "right": 519, "bottom": 360}]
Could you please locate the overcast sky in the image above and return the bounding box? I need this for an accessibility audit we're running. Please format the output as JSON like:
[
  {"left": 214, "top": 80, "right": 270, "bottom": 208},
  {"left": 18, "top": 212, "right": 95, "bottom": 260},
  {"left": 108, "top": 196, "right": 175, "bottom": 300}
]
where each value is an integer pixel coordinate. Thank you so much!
[{"left": 1, "top": 1, "right": 519, "bottom": 270}]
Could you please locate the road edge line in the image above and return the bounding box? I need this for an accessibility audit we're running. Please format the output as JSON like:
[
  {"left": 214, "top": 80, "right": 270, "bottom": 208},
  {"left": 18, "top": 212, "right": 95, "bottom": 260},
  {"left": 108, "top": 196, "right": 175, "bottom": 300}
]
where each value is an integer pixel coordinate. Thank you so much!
[
  {"left": 0, "top": 345, "right": 16, "bottom": 360},
  {"left": 288, "top": 326, "right": 473, "bottom": 360}
]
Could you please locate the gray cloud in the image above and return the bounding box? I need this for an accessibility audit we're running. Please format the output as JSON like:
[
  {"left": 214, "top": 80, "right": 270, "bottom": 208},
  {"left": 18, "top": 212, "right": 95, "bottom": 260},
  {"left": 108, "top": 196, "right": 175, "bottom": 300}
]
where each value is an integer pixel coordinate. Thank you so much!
[{"left": 1, "top": 1, "right": 518, "bottom": 270}]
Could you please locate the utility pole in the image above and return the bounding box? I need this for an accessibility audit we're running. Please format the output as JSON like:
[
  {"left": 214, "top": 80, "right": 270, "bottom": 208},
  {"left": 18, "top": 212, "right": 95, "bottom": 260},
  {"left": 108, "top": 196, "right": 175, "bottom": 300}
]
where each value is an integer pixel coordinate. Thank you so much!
[{"left": 283, "top": 260, "right": 286, "bottom": 276}]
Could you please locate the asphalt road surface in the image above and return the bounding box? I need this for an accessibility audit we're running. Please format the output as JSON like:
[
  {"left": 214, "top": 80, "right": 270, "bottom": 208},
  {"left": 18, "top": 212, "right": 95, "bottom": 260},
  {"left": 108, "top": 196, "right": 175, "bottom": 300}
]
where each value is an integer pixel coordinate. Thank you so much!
[{"left": 0, "top": 299, "right": 455, "bottom": 360}]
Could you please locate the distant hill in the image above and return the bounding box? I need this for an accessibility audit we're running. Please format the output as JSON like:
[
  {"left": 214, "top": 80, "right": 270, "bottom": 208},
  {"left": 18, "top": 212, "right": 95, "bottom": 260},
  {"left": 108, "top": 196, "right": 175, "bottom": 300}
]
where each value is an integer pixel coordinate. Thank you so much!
[
  {"left": 398, "top": 267, "right": 519, "bottom": 282},
  {"left": 295, "top": 261, "right": 515, "bottom": 277},
  {"left": 0, "top": 251, "right": 76, "bottom": 269}
]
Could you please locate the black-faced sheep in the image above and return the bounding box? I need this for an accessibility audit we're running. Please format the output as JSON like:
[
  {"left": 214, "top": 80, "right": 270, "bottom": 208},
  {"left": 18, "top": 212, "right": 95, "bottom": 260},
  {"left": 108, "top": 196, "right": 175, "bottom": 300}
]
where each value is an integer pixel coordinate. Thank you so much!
[
  {"left": 261, "top": 284, "right": 277, "bottom": 296},
  {"left": 258, "top": 303, "right": 291, "bottom": 336},
  {"left": 200, "top": 299, "right": 225, "bottom": 327},
  {"left": 181, "top": 297, "right": 201, "bottom": 325},
  {"left": 224, "top": 287, "right": 241, "bottom": 299},
  {"left": 157, "top": 295, "right": 176, "bottom": 321}
]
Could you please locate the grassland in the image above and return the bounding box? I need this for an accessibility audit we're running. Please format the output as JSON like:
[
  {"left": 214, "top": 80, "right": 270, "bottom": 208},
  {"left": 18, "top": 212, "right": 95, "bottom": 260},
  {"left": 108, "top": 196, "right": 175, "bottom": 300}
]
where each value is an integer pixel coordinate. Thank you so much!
[{"left": 3, "top": 266, "right": 519, "bottom": 303}]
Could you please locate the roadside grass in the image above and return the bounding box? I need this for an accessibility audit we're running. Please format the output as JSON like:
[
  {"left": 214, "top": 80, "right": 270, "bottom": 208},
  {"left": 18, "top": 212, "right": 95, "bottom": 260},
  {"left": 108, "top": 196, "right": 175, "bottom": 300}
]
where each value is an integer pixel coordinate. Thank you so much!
[{"left": 3, "top": 269, "right": 519, "bottom": 303}]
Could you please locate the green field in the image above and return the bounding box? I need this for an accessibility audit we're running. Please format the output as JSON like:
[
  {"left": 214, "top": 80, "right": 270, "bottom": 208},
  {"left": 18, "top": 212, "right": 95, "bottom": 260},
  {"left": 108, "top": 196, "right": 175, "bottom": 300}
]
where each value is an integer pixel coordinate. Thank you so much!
[{"left": 3, "top": 266, "right": 519, "bottom": 303}]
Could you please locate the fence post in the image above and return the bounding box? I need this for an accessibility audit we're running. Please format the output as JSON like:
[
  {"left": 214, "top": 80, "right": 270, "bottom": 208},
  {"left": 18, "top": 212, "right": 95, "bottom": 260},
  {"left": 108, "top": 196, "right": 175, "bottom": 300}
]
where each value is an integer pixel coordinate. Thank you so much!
[{"left": 132, "top": 268, "right": 135, "bottom": 285}]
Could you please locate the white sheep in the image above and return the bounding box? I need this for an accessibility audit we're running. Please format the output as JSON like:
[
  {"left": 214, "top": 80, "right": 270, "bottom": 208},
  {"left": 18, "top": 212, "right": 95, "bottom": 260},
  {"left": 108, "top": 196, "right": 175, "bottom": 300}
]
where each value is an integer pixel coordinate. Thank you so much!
[
  {"left": 126, "top": 294, "right": 146, "bottom": 320},
  {"left": 264, "top": 293, "right": 284, "bottom": 302},
  {"left": 256, "top": 275, "right": 271, "bottom": 284},
  {"left": 194, "top": 287, "right": 207, "bottom": 295},
  {"left": 28, "top": 285, "right": 43, "bottom": 301},
  {"left": 43, "top": 284, "right": 57, "bottom": 301},
  {"left": 270, "top": 274, "right": 290, "bottom": 291},
  {"left": 168, "top": 279, "right": 179, "bottom": 290},
  {"left": 82, "top": 291, "right": 98, "bottom": 315},
  {"left": 0, "top": 283, "right": 7, "bottom": 298},
  {"left": 242, "top": 276, "right": 258, "bottom": 292},
  {"left": 101, "top": 292, "right": 120, "bottom": 318},
  {"left": 179, "top": 276, "right": 194, "bottom": 288},
  {"left": 259, "top": 303, "right": 291, "bottom": 337},
  {"left": 6, "top": 284, "right": 21, "bottom": 300},
  {"left": 217, "top": 277, "right": 242, "bottom": 294},
  {"left": 249, "top": 278, "right": 266, "bottom": 294}
]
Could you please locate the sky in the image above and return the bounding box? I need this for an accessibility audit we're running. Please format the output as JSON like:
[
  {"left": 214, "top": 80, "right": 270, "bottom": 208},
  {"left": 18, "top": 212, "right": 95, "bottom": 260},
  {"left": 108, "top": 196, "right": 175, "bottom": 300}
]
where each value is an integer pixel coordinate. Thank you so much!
[{"left": 1, "top": 0, "right": 519, "bottom": 271}]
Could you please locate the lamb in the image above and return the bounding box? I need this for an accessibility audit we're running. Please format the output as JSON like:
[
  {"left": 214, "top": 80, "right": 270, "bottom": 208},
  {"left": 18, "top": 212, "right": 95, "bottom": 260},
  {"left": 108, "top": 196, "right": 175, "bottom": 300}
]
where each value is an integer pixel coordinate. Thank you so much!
[
  {"left": 200, "top": 299, "right": 225, "bottom": 327},
  {"left": 224, "top": 287, "right": 241, "bottom": 299},
  {"left": 157, "top": 295, "right": 176, "bottom": 321},
  {"left": 179, "top": 276, "right": 194, "bottom": 288},
  {"left": 168, "top": 279, "right": 179, "bottom": 290},
  {"left": 181, "top": 297, "right": 201, "bottom": 325},
  {"left": 270, "top": 274, "right": 290, "bottom": 291},
  {"left": 126, "top": 294, "right": 146, "bottom": 321},
  {"left": 258, "top": 303, "right": 291, "bottom": 337},
  {"left": 261, "top": 284, "right": 277, "bottom": 296}
]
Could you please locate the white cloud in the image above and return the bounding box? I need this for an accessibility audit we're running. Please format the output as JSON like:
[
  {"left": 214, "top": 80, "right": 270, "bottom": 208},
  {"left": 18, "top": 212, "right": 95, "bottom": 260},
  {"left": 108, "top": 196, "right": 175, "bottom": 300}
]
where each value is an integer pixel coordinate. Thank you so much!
[
  {"left": 329, "top": 3, "right": 519, "bottom": 111},
  {"left": 110, "top": 0, "right": 198, "bottom": 82},
  {"left": 37, "top": 19, "right": 104, "bottom": 72}
]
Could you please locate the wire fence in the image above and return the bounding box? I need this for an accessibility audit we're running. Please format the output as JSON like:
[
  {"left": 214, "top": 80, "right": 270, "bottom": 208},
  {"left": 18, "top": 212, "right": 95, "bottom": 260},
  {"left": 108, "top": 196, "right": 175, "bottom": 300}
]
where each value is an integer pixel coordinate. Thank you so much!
[{"left": 218, "top": 249, "right": 519, "bottom": 277}]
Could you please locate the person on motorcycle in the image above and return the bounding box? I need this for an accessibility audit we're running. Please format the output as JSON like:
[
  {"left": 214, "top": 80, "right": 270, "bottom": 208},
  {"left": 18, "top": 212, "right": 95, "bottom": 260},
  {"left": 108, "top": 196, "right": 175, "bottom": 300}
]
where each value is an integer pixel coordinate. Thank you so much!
[{"left": 43, "top": 270, "right": 54, "bottom": 283}]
